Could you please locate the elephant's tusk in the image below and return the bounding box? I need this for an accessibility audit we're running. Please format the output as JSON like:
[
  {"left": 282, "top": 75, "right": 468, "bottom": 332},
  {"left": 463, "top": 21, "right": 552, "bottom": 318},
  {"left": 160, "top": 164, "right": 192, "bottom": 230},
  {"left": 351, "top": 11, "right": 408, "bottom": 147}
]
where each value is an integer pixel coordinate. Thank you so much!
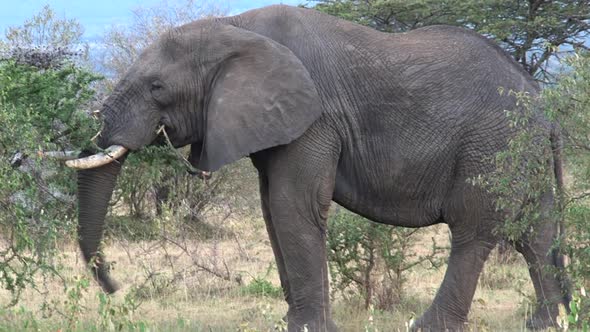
[
  {"left": 65, "top": 145, "right": 128, "bottom": 169},
  {"left": 38, "top": 150, "right": 81, "bottom": 160}
]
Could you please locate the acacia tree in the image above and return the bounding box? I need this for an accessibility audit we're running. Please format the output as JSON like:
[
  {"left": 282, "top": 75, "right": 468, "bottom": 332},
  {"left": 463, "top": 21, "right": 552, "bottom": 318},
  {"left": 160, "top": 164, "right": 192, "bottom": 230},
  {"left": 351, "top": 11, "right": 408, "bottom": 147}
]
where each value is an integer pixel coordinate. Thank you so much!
[
  {"left": 314, "top": 0, "right": 590, "bottom": 82},
  {"left": 0, "top": 4, "right": 88, "bottom": 64},
  {"left": 3, "top": 5, "right": 83, "bottom": 48}
]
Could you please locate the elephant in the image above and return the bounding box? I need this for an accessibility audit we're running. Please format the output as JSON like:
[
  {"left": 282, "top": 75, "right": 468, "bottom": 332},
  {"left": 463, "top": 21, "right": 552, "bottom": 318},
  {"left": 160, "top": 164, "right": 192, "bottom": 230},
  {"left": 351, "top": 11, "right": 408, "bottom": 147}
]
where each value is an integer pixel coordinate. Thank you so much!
[{"left": 67, "top": 5, "right": 569, "bottom": 331}]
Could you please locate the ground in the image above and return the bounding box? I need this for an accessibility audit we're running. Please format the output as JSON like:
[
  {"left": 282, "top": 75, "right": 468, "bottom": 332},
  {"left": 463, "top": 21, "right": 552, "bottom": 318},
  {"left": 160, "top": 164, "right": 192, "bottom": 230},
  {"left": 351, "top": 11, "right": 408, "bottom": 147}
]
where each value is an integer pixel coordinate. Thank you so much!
[{"left": 0, "top": 215, "right": 542, "bottom": 331}]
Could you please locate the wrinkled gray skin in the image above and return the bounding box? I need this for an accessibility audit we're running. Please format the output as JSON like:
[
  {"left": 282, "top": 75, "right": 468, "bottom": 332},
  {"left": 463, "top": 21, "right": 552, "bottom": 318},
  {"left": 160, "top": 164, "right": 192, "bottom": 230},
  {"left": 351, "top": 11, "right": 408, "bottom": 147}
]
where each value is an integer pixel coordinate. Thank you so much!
[{"left": 77, "top": 5, "right": 569, "bottom": 331}]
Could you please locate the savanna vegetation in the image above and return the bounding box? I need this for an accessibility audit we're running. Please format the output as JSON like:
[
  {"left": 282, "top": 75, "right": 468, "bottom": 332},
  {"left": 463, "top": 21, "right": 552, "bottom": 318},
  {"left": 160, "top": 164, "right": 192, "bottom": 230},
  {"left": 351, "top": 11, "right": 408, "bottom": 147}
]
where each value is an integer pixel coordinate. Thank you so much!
[{"left": 0, "top": 1, "right": 588, "bottom": 331}]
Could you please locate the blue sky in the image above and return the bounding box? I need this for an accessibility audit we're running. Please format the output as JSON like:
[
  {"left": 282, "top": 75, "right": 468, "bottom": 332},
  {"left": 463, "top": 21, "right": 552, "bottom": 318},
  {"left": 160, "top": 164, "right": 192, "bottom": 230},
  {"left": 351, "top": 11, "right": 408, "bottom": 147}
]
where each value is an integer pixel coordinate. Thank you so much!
[{"left": 0, "top": 0, "right": 310, "bottom": 42}]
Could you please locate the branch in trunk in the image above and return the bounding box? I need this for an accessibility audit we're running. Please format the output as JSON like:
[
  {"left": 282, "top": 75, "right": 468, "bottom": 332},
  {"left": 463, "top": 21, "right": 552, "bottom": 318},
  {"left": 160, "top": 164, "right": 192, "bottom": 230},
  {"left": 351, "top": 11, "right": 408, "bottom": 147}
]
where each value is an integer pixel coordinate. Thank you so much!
[{"left": 38, "top": 150, "right": 80, "bottom": 160}]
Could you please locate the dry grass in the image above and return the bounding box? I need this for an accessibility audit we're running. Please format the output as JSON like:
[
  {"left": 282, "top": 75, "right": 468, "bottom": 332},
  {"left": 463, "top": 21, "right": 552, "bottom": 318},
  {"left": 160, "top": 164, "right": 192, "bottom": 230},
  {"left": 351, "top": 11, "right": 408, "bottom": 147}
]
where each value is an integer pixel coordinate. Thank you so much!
[{"left": 0, "top": 216, "right": 543, "bottom": 331}]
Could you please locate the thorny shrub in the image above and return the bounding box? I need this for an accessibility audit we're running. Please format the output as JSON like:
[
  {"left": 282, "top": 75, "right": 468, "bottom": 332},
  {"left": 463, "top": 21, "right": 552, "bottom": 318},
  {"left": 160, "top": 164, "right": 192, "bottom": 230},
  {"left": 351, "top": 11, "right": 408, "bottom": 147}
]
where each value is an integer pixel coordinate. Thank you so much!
[
  {"left": 0, "top": 55, "right": 100, "bottom": 304},
  {"left": 327, "top": 207, "right": 446, "bottom": 310}
]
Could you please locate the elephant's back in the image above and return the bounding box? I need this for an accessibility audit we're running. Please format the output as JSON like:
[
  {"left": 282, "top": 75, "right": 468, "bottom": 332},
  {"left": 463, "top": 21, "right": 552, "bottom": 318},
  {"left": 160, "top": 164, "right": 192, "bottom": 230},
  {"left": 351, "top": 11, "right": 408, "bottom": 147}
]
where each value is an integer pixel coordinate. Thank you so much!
[{"left": 234, "top": 6, "right": 538, "bottom": 118}]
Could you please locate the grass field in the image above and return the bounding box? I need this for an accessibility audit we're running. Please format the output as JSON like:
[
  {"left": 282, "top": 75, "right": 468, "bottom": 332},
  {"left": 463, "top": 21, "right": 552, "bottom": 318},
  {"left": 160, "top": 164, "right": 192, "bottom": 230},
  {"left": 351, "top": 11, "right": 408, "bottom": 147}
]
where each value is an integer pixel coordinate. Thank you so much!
[{"left": 0, "top": 214, "right": 545, "bottom": 331}]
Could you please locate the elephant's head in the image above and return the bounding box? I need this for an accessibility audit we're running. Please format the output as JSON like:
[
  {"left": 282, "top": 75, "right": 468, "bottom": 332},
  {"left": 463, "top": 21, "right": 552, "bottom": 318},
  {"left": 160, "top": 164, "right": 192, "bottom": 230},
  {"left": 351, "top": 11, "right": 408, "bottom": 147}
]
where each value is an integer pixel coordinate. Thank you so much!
[{"left": 70, "top": 19, "right": 322, "bottom": 293}]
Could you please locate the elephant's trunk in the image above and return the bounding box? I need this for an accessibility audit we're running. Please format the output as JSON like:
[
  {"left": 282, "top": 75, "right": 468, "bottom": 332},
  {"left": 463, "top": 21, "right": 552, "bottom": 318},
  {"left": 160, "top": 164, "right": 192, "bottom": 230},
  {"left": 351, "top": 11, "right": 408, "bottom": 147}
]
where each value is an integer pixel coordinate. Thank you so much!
[{"left": 77, "top": 155, "right": 125, "bottom": 293}]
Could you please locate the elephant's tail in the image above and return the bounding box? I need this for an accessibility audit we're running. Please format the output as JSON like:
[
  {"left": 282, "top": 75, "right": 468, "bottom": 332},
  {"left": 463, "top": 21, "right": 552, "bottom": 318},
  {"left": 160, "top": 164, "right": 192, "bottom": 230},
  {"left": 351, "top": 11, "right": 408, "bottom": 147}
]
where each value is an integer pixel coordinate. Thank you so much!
[{"left": 550, "top": 124, "right": 572, "bottom": 307}]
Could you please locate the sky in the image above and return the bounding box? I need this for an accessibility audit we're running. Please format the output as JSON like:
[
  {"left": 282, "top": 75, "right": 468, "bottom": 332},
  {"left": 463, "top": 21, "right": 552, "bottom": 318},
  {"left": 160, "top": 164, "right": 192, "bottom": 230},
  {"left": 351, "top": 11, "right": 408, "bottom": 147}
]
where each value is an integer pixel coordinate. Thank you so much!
[{"left": 0, "top": 0, "right": 310, "bottom": 42}]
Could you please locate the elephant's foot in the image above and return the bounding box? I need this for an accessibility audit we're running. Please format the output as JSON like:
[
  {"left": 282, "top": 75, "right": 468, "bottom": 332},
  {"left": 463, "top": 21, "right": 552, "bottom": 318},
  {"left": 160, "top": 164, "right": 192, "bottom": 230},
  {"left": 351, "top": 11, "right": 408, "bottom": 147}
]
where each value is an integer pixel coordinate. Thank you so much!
[
  {"left": 526, "top": 305, "right": 559, "bottom": 330},
  {"left": 411, "top": 308, "right": 468, "bottom": 332}
]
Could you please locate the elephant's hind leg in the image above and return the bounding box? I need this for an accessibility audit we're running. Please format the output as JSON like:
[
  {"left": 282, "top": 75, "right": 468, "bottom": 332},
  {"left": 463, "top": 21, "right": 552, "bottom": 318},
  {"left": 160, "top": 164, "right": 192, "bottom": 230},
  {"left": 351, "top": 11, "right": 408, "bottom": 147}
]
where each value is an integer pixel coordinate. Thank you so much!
[
  {"left": 413, "top": 186, "right": 497, "bottom": 331},
  {"left": 413, "top": 235, "right": 495, "bottom": 331},
  {"left": 514, "top": 192, "right": 569, "bottom": 329}
]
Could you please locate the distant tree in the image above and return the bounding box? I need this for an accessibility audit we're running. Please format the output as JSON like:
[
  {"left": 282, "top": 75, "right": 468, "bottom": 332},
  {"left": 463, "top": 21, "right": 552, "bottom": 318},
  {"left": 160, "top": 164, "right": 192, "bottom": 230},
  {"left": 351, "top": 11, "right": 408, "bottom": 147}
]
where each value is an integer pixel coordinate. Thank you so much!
[
  {"left": 0, "top": 4, "right": 87, "bottom": 61},
  {"left": 314, "top": 0, "right": 590, "bottom": 82},
  {"left": 100, "top": 0, "right": 227, "bottom": 84}
]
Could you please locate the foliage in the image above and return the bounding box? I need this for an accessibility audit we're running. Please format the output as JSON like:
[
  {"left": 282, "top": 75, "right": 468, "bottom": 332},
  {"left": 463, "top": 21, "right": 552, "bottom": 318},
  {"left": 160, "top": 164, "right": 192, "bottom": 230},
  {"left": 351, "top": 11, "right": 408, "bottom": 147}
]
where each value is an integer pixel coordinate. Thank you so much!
[
  {"left": 108, "top": 145, "right": 238, "bottom": 235},
  {"left": 2, "top": 5, "right": 84, "bottom": 49},
  {"left": 241, "top": 264, "right": 283, "bottom": 299},
  {"left": 96, "top": 291, "right": 147, "bottom": 332},
  {"left": 557, "top": 286, "right": 589, "bottom": 331},
  {"left": 29, "top": 275, "right": 147, "bottom": 332},
  {"left": 63, "top": 276, "right": 91, "bottom": 330},
  {"left": 313, "top": 0, "right": 590, "bottom": 81},
  {"left": 242, "top": 278, "right": 283, "bottom": 299},
  {"left": 0, "top": 58, "right": 101, "bottom": 304},
  {"left": 238, "top": 303, "right": 288, "bottom": 332},
  {"left": 3, "top": 47, "right": 82, "bottom": 70},
  {"left": 472, "top": 51, "right": 590, "bottom": 328},
  {"left": 543, "top": 52, "right": 590, "bottom": 308},
  {"left": 470, "top": 90, "right": 554, "bottom": 241},
  {"left": 571, "top": 287, "right": 589, "bottom": 331},
  {"left": 327, "top": 208, "right": 446, "bottom": 310}
]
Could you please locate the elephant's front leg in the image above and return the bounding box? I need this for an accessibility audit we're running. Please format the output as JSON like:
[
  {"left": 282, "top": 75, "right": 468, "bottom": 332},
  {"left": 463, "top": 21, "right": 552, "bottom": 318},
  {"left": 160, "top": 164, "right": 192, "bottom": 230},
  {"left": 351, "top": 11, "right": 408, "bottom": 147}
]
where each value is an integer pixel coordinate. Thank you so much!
[
  {"left": 252, "top": 162, "right": 293, "bottom": 314},
  {"left": 253, "top": 136, "right": 340, "bottom": 332}
]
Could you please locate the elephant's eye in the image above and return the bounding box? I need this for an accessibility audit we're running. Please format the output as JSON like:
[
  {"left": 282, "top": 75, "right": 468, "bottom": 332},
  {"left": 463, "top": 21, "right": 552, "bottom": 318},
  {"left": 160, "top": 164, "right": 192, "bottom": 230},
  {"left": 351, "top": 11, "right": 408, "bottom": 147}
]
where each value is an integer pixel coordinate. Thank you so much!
[
  {"left": 151, "top": 81, "right": 164, "bottom": 92},
  {"left": 150, "top": 80, "right": 166, "bottom": 103}
]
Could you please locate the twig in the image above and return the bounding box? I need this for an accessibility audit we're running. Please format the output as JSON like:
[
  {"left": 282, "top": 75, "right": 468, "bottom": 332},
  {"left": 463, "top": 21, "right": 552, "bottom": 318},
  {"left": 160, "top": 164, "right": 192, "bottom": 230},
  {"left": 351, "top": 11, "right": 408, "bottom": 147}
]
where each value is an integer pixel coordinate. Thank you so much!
[
  {"left": 90, "top": 130, "right": 102, "bottom": 143},
  {"left": 159, "top": 233, "right": 236, "bottom": 283},
  {"left": 37, "top": 150, "right": 80, "bottom": 160},
  {"left": 156, "top": 125, "right": 210, "bottom": 179}
]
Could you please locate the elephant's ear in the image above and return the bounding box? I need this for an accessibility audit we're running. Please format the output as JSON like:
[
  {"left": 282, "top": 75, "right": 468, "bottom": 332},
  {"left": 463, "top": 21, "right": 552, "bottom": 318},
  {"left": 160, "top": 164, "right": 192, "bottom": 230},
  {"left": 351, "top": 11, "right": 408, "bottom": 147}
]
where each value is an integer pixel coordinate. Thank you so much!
[{"left": 195, "top": 26, "right": 322, "bottom": 171}]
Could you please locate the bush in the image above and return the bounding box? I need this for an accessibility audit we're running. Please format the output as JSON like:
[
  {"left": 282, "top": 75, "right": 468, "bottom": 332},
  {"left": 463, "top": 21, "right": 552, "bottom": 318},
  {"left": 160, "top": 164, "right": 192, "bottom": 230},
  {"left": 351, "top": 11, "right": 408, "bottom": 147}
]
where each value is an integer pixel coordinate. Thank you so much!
[
  {"left": 242, "top": 278, "right": 283, "bottom": 299},
  {"left": 544, "top": 52, "right": 590, "bottom": 329},
  {"left": 558, "top": 286, "right": 589, "bottom": 330},
  {"left": 477, "top": 51, "right": 590, "bottom": 329},
  {"left": 327, "top": 208, "right": 446, "bottom": 310},
  {"left": 0, "top": 57, "right": 101, "bottom": 303},
  {"left": 470, "top": 89, "right": 554, "bottom": 242},
  {"left": 241, "top": 264, "right": 283, "bottom": 299}
]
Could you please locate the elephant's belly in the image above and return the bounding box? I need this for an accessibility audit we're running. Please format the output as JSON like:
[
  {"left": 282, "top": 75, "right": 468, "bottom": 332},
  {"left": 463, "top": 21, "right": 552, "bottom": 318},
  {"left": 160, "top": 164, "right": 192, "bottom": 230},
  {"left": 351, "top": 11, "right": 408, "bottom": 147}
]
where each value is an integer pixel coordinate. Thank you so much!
[
  {"left": 332, "top": 154, "right": 450, "bottom": 228},
  {"left": 332, "top": 181, "right": 443, "bottom": 228}
]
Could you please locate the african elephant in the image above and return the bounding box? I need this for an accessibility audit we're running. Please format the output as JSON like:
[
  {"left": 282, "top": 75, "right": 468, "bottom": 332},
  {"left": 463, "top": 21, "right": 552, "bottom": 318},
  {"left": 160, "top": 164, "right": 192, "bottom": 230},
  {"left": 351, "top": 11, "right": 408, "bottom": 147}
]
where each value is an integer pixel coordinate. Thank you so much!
[{"left": 67, "top": 5, "right": 569, "bottom": 331}]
